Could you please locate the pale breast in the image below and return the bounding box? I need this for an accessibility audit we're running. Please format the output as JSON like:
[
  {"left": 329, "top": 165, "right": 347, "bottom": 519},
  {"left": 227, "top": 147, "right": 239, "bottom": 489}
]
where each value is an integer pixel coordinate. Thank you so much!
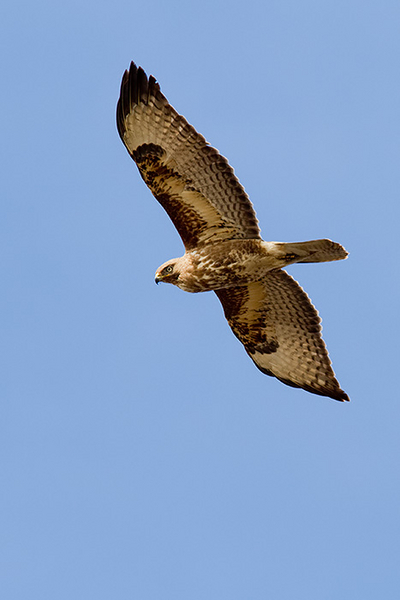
[{"left": 177, "top": 240, "right": 271, "bottom": 293}]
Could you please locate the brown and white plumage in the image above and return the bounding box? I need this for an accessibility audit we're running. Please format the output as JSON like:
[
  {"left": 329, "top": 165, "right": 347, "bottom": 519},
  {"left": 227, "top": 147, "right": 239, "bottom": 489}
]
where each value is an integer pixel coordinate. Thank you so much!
[
  {"left": 117, "top": 62, "right": 349, "bottom": 402},
  {"left": 116, "top": 63, "right": 260, "bottom": 249},
  {"left": 215, "top": 271, "right": 346, "bottom": 401}
]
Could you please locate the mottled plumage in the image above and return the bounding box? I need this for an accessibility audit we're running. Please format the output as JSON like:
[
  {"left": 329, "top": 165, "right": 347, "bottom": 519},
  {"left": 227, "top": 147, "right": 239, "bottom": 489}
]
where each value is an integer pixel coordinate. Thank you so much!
[{"left": 117, "top": 62, "right": 349, "bottom": 402}]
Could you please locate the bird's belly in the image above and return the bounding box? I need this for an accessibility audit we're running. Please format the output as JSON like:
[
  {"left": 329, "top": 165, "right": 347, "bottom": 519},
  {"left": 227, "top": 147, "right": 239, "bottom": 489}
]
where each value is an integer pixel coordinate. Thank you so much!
[
  {"left": 177, "top": 241, "right": 288, "bottom": 293},
  {"left": 179, "top": 256, "right": 270, "bottom": 293}
]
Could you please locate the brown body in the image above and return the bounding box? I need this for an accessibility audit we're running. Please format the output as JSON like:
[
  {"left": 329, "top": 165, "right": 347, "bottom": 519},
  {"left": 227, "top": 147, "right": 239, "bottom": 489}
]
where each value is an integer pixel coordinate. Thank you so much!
[{"left": 156, "top": 238, "right": 347, "bottom": 293}]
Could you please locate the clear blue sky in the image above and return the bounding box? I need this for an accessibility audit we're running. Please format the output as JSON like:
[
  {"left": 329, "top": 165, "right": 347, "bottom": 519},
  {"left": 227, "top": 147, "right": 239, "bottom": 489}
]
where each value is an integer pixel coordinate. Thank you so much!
[{"left": 2, "top": 1, "right": 400, "bottom": 598}]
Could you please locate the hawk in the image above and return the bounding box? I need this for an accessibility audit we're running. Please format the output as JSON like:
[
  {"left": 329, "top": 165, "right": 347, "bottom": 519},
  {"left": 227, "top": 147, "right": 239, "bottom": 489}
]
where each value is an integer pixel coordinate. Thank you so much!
[{"left": 116, "top": 62, "right": 349, "bottom": 402}]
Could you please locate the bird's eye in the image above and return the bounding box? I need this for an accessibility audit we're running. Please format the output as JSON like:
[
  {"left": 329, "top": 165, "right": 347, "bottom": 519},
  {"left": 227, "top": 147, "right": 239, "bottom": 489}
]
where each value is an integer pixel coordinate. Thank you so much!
[{"left": 165, "top": 265, "right": 173, "bottom": 274}]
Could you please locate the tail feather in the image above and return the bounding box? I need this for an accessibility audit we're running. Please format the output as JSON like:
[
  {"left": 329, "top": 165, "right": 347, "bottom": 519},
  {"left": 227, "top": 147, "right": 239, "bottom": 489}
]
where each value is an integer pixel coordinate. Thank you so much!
[{"left": 277, "top": 239, "right": 348, "bottom": 264}]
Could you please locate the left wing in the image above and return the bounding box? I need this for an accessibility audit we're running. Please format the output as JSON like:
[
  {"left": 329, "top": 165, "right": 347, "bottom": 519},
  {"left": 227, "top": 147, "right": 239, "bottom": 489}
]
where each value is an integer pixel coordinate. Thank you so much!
[
  {"left": 215, "top": 270, "right": 349, "bottom": 402},
  {"left": 116, "top": 62, "right": 261, "bottom": 250}
]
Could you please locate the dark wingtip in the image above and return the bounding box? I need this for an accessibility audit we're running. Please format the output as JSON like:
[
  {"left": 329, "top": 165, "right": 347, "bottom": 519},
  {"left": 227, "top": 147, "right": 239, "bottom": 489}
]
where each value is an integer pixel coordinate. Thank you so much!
[
  {"left": 312, "top": 385, "right": 350, "bottom": 402},
  {"left": 116, "top": 61, "right": 142, "bottom": 140},
  {"left": 116, "top": 66, "right": 131, "bottom": 139},
  {"left": 116, "top": 62, "right": 162, "bottom": 141},
  {"left": 318, "top": 385, "right": 350, "bottom": 402},
  {"left": 336, "top": 390, "right": 350, "bottom": 402}
]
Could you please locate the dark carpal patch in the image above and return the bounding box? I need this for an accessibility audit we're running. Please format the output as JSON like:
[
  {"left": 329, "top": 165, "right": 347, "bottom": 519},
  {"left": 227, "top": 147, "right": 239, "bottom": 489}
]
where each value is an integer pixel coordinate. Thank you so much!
[
  {"left": 230, "top": 317, "right": 279, "bottom": 355},
  {"left": 215, "top": 287, "right": 279, "bottom": 355},
  {"left": 132, "top": 143, "right": 164, "bottom": 162}
]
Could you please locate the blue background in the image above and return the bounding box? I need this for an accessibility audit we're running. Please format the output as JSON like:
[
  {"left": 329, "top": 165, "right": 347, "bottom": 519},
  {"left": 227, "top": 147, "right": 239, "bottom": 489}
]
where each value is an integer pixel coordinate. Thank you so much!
[{"left": 2, "top": 1, "right": 399, "bottom": 598}]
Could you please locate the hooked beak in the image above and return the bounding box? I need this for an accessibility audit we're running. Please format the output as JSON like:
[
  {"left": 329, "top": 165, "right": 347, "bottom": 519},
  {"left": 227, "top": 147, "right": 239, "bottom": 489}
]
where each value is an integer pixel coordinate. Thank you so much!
[{"left": 155, "top": 275, "right": 161, "bottom": 285}]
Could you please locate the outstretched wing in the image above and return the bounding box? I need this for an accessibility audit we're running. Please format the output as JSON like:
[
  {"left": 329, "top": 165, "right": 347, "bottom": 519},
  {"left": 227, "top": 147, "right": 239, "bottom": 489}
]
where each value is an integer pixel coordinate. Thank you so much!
[
  {"left": 116, "top": 62, "right": 261, "bottom": 250},
  {"left": 215, "top": 270, "right": 349, "bottom": 402}
]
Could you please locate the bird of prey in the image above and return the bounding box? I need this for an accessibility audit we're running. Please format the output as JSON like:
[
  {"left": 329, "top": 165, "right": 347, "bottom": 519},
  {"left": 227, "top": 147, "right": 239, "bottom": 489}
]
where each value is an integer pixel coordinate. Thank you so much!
[{"left": 116, "top": 62, "right": 349, "bottom": 402}]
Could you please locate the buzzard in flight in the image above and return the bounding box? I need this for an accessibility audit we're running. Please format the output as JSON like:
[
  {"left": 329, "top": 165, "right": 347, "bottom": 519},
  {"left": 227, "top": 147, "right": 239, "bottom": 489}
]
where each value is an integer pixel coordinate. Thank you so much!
[{"left": 116, "top": 62, "right": 349, "bottom": 402}]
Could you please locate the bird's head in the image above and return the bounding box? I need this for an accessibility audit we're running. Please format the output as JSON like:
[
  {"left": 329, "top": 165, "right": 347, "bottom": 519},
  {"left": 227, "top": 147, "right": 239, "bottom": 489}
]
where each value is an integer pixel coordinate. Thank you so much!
[
  {"left": 154, "top": 254, "right": 201, "bottom": 292},
  {"left": 155, "top": 260, "right": 180, "bottom": 286}
]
